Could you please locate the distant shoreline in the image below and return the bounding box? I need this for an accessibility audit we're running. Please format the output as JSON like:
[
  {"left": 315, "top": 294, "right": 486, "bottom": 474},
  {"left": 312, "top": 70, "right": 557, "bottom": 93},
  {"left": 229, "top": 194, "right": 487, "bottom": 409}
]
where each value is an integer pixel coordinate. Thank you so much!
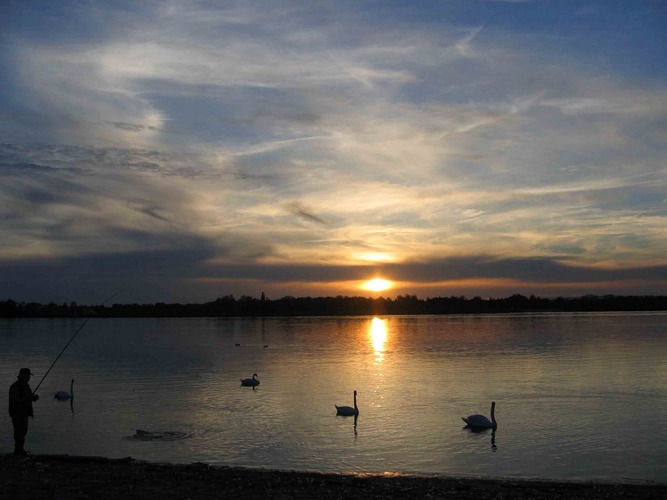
[
  {"left": 2, "top": 454, "right": 666, "bottom": 499},
  {"left": 2, "top": 294, "right": 667, "bottom": 318}
]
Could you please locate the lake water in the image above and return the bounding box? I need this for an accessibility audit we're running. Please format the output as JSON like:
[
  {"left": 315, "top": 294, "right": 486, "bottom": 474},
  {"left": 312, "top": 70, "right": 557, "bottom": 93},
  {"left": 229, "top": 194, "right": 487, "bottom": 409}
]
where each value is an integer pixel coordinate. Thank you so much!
[{"left": 1, "top": 313, "right": 666, "bottom": 482}]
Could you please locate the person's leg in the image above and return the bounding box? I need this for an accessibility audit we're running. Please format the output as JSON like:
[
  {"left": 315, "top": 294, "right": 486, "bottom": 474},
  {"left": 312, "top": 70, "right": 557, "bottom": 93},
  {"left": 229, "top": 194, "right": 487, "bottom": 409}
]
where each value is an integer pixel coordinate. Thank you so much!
[{"left": 12, "top": 416, "right": 29, "bottom": 455}]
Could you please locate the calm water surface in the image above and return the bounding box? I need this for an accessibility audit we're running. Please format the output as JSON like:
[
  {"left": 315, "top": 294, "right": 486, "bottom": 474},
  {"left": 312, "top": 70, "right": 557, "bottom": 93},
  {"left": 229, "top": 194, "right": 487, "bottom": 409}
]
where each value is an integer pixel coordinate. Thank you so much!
[{"left": 1, "top": 313, "right": 666, "bottom": 482}]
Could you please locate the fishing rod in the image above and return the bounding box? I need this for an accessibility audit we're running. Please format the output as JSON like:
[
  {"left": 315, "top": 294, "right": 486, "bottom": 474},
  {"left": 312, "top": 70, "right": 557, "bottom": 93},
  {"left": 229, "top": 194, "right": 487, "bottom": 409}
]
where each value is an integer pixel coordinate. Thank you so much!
[{"left": 33, "top": 289, "right": 125, "bottom": 393}]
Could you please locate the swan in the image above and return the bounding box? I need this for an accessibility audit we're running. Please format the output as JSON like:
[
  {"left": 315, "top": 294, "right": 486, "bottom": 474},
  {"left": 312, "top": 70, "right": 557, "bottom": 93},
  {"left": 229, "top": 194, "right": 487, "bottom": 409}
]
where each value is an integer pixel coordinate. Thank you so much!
[
  {"left": 240, "top": 373, "right": 260, "bottom": 387},
  {"left": 462, "top": 401, "right": 497, "bottom": 430},
  {"left": 335, "top": 390, "right": 359, "bottom": 416},
  {"left": 55, "top": 379, "right": 74, "bottom": 400}
]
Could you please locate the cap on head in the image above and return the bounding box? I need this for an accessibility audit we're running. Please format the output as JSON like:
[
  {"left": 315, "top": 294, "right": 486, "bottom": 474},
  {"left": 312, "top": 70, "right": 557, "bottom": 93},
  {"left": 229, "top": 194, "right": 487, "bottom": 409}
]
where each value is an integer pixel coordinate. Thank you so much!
[{"left": 18, "top": 368, "right": 33, "bottom": 377}]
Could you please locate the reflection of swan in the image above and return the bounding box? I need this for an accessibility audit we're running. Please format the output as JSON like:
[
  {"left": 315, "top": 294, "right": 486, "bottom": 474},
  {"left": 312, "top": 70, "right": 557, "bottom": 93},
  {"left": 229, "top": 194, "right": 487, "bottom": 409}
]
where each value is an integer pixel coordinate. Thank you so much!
[
  {"left": 240, "top": 373, "right": 260, "bottom": 387},
  {"left": 335, "top": 390, "right": 359, "bottom": 416},
  {"left": 55, "top": 379, "right": 74, "bottom": 400},
  {"left": 462, "top": 401, "right": 497, "bottom": 430}
]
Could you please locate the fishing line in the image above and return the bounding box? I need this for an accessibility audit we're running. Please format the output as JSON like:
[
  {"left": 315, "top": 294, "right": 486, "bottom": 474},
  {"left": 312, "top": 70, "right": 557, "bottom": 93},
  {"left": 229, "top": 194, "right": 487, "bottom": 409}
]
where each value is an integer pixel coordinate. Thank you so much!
[{"left": 33, "top": 289, "right": 125, "bottom": 393}]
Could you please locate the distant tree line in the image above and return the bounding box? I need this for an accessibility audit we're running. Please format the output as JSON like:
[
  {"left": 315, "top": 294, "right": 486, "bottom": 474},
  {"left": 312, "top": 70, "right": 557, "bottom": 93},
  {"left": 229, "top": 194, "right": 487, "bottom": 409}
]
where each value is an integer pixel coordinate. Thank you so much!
[{"left": 1, "top": 294, "right": 667, "bottom": 318}]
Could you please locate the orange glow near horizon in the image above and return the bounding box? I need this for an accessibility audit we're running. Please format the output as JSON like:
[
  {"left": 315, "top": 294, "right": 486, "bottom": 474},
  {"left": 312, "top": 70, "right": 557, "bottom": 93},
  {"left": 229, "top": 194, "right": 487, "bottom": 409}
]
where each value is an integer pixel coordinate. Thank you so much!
[
  {"left": 361, "top": 278, "right": 393, "bottom": 292},
  {"left": 191, "top": 275, "right": 667, "bottom": 300}
]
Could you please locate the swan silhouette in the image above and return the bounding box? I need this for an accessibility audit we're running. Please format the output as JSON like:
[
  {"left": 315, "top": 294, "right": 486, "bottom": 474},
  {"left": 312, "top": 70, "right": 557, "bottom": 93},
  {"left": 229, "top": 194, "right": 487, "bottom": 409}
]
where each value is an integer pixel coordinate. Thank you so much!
[
  {"left": 55, "top": 379, "right": 74, "bottom": 400},
  {"left": 240, "top": 373, "right": 260, "bottom": 387},
  {"left": 462, "top": 401, "right": 497, "bottom": 430},
  {"left": 335, "top": 390, "right": 359, "bottom": 416}
]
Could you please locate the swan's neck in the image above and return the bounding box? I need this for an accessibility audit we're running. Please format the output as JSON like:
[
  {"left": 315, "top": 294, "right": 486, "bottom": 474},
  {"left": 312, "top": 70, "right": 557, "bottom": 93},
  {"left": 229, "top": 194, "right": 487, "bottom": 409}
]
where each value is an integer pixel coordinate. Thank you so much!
[
  {"left": 353, "top": 393, "right": 357, "bottom": 410},
  {"left": 70, "top": 380, "right": 74, "bottom": 396},
  {"left": 490, "top": 403, "right": 496, "bottom": 427}
]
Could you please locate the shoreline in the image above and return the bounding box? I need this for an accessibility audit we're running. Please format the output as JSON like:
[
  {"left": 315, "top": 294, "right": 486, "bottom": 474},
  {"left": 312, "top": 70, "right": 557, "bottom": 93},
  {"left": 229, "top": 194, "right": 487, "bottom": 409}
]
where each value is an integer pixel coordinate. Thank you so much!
[{"left": 2, "top": 454, "right": 666, "bottom": 499}]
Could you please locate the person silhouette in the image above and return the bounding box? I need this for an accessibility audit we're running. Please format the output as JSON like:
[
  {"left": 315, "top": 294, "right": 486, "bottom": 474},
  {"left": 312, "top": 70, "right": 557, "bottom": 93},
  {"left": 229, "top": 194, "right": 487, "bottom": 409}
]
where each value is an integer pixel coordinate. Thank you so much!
[{"left": 8, "top": 368, "right": 39, "bottom": 456}]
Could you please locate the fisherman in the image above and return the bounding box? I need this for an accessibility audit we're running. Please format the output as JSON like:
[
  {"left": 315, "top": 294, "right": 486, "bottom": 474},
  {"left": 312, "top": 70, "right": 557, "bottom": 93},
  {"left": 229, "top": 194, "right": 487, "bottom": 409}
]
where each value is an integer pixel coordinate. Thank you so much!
[{"left": 8, "top": 368, "right": 39, "bottom": 456}]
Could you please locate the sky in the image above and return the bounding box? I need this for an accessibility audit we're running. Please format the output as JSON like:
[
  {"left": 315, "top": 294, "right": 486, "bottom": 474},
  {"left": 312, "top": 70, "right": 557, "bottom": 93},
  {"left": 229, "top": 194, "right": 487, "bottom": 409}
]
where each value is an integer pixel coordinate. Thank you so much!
[{"left": 1, "top": 0, "right": 666, "bottom": 304}]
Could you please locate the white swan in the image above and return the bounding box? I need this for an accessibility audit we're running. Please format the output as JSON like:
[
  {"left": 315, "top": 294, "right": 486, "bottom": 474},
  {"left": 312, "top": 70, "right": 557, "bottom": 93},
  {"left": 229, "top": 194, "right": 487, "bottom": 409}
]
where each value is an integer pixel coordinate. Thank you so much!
[
  {"left": 335, "top": 390, "right": 359, "bottom": 416},
  {"left": 462, "top": 401, "right": 496, "bottom": 430},
  {"left": 55, "top": 379, "right": 74, "bottom": 400},
  {"left": 240, "top": 373, "right": 260, "bottom": 387}
]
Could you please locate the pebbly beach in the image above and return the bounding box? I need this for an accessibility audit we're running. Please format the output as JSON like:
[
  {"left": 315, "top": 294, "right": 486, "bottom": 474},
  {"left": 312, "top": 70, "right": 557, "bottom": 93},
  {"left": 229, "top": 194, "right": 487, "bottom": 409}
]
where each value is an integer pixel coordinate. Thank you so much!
[{"left": 2, "top": 453, "right": 666, "bottom": 499}]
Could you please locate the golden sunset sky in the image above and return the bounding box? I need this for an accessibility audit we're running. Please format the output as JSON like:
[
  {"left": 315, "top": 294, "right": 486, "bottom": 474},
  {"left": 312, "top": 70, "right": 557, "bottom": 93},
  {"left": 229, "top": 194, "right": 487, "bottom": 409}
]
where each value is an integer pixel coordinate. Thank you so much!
[{"left": 1, "top": 1, "right": 666, "bottom": 303}]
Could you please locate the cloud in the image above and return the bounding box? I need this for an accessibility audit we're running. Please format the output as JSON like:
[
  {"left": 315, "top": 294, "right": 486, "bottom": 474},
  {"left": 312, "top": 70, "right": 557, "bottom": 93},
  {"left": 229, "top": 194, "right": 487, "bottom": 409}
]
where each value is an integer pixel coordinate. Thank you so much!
[
  {"left": 1, "top": 1, "right": 666, "bottom": 302},
  {"left": 0, "top": 246, "right": 216, "bottom": 304},
  {"left": 0, "top": 161, "right": 87, "bottom": 178},
  {"left": 384, "top": 256, "right": 667, "bottom": 284},
  {"left": 455, "top": 26, "right": 483, "bottom": 57},
  {"left": 4, "top": 250, "right": 665, "bottom": 304},
  {"left": 284, "top": 201, "right": 327, "bottom": 225}
]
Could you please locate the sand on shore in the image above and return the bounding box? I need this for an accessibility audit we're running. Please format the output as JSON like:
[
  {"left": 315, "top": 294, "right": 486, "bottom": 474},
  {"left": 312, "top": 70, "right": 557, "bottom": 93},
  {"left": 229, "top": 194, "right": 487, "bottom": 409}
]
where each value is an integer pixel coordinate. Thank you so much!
[{"left": 1, "top": 454, "right": 665, "bottom": 499}]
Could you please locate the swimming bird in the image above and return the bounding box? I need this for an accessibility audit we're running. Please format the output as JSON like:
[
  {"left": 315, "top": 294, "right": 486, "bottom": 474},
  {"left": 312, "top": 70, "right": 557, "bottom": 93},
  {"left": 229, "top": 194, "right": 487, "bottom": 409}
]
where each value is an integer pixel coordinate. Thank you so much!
[
  {"left": 335, "top": 390, "right": 359, "bottom": 416},
  {"left": 462, "top": 401, "right": 497, "bottom": 430},
  {"left": 240, "top": 373, "right": 260, "bottom": 387},
  {"left": 55, "top": 379, "right": 74, "bottom": 400}
]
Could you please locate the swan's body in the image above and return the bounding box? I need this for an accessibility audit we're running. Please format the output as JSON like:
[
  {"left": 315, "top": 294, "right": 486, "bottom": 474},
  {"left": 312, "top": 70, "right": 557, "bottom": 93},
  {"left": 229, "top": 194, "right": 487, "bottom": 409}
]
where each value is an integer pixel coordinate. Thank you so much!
[
  {"left": 462, "top": 401, "right": 496, "bottom": 430},
  {"left": 240, "top": 373, "right": 260, "bottom": 387},
  {"left": 335, "top": 390, "right": 359, "bottom": 416},
  {"left": 55, "top": 379, "right": 74, "bottom": 400}
]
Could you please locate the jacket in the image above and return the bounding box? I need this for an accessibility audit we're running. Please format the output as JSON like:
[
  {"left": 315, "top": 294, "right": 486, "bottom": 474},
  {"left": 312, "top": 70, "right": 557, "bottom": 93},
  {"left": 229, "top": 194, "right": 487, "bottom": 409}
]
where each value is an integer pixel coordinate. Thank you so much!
[{"left": 8, "top": 380, "right": 34, "bottom": 418}]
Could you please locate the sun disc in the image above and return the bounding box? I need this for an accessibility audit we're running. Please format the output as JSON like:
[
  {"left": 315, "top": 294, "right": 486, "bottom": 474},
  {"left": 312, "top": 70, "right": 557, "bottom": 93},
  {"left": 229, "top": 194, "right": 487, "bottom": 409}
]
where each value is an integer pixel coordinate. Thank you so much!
[{"left": 361, "top": 278, "right": 393, "bottom": 292}]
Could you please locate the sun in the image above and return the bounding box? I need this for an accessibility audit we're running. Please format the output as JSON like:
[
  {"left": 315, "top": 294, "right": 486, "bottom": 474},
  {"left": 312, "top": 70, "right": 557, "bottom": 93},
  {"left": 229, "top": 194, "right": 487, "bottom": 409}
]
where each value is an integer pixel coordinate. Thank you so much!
[{"left": 361, "top": 278, "right": 393, "bottom": 292}]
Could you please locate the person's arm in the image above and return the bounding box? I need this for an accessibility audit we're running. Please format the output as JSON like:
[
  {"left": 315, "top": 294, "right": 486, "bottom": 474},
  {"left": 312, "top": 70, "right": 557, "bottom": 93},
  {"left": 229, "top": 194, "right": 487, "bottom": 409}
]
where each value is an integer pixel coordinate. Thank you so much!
[{"left": 26, "top": 384, "right": 38, "bottom": 402}]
